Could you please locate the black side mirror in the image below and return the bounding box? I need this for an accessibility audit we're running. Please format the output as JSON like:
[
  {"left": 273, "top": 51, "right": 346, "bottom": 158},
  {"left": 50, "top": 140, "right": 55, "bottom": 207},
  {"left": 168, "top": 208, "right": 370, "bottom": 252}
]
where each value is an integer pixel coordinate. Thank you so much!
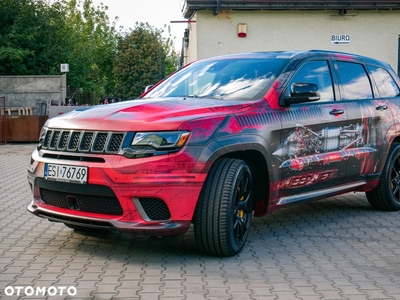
[{"left": 281, "top": 82, "right": 320, "bottom": 105}]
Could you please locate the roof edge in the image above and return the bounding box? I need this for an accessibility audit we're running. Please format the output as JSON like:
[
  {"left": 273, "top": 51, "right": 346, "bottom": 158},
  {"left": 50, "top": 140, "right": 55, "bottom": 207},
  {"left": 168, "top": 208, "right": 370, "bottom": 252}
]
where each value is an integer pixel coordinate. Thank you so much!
[{"left": 184, "top": 1, "right": 400, "bottom": 18}]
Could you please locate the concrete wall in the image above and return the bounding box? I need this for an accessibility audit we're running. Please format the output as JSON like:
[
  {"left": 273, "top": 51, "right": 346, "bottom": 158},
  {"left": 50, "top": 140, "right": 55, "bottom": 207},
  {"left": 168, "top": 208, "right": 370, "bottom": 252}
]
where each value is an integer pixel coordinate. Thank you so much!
[
  {"left": 184, "top": 18, "right": 198, "bottom": 66},
  {"left": 0, "top": 75, "right": 67, "bottom": 114},
  {"left": 186, "top": 10, "right": 400, "bottom": 71}
]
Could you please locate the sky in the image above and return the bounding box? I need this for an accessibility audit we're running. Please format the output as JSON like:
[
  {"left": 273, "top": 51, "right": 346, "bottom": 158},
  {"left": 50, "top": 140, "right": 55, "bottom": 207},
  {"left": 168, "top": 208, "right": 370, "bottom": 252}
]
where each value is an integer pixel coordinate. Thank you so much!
[{"left": 91, "top": 0, "right": 188, "bottom": 50}]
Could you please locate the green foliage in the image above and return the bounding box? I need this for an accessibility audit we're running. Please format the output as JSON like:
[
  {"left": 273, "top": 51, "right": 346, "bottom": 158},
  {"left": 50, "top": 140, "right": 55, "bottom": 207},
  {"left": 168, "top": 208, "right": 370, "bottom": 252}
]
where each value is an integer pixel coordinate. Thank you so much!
[
  {"left": 163, "top": 25, "right": 179, "bottom": 76},
  {"left": 113, "top": 23, "right": 168, "bottom": 99},
  {"left": 0, "top": 0, "right": 67, "bottom": 74},
  {"left": 57, "top": 0, "right": 119, "bottom": 104},
  {"left": 0, "top": 0, "right": 179, "bottom": 103}
]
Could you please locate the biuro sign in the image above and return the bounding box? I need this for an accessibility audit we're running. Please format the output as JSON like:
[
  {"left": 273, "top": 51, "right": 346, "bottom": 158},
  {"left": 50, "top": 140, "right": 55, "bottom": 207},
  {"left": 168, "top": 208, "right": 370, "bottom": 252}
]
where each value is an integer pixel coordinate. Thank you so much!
[{"left": 331, "top": 34, "right": 351, "bottom": 45}]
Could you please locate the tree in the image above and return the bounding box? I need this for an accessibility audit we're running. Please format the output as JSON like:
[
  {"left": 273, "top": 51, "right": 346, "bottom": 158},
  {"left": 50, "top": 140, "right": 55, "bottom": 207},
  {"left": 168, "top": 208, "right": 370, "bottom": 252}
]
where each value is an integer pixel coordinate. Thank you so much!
[
  {"left": 113, "top": 22, "right": 167, "bottom": 99},
  {"left": 0, "top": 0, "right": 178, "bottom": 103},
  {"left": 0, "top": 0, "right": 118, "bottom": 104},
  {"left": 58, "top": 0, "right": 119, "bottom": 104},
  {"left": 0, "top": 0, "right": 68, "bottom": 75},
  {"left": 162, "top": 25, "right": 179, "bottom": 75}
]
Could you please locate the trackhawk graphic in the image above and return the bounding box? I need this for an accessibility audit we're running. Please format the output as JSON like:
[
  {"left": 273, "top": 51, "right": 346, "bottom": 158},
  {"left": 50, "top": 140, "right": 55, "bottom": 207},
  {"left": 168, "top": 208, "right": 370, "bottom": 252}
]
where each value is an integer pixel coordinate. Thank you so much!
[{"left": 273, "top": 123, "right": 377, "bottom": 171}]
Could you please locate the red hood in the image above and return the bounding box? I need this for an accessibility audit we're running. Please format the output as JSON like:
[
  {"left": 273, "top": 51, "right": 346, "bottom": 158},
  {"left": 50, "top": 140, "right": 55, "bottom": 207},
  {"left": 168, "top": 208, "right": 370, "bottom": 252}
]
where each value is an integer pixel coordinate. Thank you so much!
[{"left": 46, "top": 98, "right": 253, "bottom": 131}]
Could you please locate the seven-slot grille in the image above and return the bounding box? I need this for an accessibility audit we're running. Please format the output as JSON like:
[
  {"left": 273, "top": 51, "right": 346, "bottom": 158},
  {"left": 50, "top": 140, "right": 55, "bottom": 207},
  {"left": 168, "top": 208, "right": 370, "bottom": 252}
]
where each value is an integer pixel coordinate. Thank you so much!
[{"left": 42, "top": 129, "right": 124, "bottom": 153}]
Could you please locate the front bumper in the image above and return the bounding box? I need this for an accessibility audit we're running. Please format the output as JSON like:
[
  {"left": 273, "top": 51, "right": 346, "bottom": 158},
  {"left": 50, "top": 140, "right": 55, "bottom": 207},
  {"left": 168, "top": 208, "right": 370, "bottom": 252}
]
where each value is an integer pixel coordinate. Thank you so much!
[
  {"left": 27, "top": 149, "right": 206, "bottom": 236},
  {"left": 27, "top": 201, "right": 192, "bottom": 236}
]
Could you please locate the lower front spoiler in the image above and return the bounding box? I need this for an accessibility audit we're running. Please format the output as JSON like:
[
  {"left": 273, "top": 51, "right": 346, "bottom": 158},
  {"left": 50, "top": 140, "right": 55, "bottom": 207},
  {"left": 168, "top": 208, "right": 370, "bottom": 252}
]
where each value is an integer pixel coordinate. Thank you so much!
[{"left": 27, "top": 202, "right": 191, "bottom": 236}]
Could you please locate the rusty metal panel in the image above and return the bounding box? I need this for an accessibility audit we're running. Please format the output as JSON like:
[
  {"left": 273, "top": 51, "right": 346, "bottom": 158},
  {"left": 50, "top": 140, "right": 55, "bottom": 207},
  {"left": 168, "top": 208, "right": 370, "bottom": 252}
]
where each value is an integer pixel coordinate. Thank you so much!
[{"left": 5, "top": 115, "right": 48, "bottom": 142}]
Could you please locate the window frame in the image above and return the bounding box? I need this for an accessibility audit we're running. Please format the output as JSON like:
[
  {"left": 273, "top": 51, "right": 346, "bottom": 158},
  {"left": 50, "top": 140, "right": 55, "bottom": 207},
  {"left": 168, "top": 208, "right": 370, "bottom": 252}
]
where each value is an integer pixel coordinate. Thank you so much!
[
  {"left": 333, "top": 60, "right": 375, "bottom": 101},
  {"left": 282, "top": 59, "right": 336, "bottom": 104},
  {"left": 367, "top": 64, "right": 400, "bottom": 98}
]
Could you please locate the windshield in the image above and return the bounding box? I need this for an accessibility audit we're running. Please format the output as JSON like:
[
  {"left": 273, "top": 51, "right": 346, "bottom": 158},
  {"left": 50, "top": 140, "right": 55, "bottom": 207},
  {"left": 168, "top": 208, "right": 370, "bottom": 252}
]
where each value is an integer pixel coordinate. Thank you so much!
[{"left": 143, "top": 57, "right": 287, "bottom": 101}]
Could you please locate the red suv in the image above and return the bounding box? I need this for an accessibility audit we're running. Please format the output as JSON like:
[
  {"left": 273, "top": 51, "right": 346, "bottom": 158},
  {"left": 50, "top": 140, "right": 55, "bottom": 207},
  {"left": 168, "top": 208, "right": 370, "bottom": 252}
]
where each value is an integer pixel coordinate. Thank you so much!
[{"left": 28, "top": 50, "right": 400, "bottom": 256}]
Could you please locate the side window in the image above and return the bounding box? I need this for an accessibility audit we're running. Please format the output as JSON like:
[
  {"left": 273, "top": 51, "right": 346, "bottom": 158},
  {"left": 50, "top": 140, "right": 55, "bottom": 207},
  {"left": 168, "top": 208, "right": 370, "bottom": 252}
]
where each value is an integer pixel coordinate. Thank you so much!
[
  {"left": 286, "top": 60, "right": 334, "bottom": 102},
  {"left": 367, "top": 65, "right": 400, "bottom": 98},
  {"left": 336, "top": 61, "right": 373, "bottom": 100}
]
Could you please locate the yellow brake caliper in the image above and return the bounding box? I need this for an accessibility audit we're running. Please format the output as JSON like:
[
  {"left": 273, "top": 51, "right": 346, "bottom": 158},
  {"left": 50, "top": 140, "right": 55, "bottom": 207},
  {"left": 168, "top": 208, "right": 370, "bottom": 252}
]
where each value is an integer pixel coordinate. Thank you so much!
[{"left": 238, "top": 186, "right": 244, "bottom": 218}]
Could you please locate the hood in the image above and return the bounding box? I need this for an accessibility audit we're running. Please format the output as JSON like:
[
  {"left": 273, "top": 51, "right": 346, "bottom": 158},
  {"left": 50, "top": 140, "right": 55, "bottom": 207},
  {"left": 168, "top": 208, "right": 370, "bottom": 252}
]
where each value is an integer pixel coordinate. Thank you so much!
[{"left": 46, "top": 98, "right": 253, "bottom": 131}]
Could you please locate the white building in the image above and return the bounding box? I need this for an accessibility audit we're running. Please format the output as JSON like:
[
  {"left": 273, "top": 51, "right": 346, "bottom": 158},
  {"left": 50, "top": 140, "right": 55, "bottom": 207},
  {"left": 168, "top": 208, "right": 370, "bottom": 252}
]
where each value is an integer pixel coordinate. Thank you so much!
[{"left": 182, "top": 0, "right": 400, "bottom": 73}]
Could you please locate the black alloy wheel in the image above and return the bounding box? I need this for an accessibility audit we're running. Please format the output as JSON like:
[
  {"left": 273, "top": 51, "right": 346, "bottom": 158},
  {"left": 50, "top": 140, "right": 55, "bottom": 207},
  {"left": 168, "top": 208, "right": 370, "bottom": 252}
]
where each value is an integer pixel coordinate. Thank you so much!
[
  {"left": 366, "top": 143, "right": 400, "bottom": 211},
  {"left": 194, "top": 158, "right": 254, "bottom": 257}
]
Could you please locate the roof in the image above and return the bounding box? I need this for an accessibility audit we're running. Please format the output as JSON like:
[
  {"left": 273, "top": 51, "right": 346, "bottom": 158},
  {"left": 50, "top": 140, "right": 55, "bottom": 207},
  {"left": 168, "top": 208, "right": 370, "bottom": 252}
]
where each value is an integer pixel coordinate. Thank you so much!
[
  {"left": 202, "top": 49, "right": 385, "bottom": 64},
  {"left": 184, "top": 0, "right": 400, "bottom": 18}
]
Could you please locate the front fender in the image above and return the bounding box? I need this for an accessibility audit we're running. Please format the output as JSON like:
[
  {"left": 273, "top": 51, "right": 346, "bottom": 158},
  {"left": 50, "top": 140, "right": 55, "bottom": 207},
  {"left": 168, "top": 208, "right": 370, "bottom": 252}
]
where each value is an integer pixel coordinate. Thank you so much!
[{"left": 197, "top": 134, "right": 279, "bottom": 183}]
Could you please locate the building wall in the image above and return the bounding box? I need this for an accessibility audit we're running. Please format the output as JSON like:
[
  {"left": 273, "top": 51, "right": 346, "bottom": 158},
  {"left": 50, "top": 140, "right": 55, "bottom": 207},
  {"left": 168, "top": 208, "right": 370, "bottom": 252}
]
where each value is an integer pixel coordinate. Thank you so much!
[
  {"left": 185, "top": 18, "right": 198, "bottom": 65},
  {"left": 186, "top": 10, "right": 400, "bottom": 71},
  {"left": 0, "top": 75, "right": 67, "bottom": 114}
]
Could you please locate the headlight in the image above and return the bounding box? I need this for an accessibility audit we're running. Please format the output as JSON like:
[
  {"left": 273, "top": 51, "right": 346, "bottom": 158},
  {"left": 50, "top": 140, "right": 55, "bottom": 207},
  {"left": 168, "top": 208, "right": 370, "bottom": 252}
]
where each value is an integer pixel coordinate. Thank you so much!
[
  {"left": 37, "top": 126, "right": 47, "bottom": 150},
  {"left": 123, "top": 131, "right": 190, "bottom": 158},
  {"left": 131, "top": 131, "right": 190, "bottom": 149}
]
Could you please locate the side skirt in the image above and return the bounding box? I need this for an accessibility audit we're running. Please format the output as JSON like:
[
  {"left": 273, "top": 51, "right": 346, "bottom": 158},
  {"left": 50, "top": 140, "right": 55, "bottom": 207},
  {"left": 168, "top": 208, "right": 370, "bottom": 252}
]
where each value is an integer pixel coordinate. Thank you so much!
[{"left": 278, "top": 181, "right": 367, "bottom": 205}]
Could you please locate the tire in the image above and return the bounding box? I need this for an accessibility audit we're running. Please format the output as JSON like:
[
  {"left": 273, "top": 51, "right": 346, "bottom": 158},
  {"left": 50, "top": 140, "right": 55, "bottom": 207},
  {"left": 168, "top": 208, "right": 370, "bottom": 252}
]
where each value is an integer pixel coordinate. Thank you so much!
[
  {"left": 194, "top": 158, "right": 254, "bottom": 257},
  {"left": 366, "top": 143, "right": 400, "bottom": 211}
]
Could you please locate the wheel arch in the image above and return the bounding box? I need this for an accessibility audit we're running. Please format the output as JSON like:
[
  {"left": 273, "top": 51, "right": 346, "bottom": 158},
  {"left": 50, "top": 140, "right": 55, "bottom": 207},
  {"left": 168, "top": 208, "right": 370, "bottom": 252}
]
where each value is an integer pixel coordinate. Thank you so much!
[
  {"left": 372, "top": 125, "right": 400, "bottom": 178},
  {"left": 391, "top": 136, "right": 400, "bottom": 144},
  {"left": 197, "top": 135, "right": 275, "bottom": 215},
  {"left": 222, "top": 150, "right": 269, "bottom": 213}
]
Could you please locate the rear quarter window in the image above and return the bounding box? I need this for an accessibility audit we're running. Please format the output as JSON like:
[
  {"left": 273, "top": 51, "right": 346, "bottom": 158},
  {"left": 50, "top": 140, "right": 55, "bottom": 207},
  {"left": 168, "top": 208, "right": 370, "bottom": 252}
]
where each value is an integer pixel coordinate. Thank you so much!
[
  {"left": 336, "top": 61, "right": 373, "bottom": 100},
  {"left": 367, "top": 65, "right": 400, "bottom": 98}
]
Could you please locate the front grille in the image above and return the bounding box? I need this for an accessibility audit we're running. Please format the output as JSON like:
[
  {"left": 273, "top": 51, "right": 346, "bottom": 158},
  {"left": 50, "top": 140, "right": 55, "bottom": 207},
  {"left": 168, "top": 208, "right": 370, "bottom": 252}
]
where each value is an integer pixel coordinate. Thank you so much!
[
  {"left": 69, "top": 132, "right": 81, "bottom": 150},
  {"left": 81, "top": 132, "right": 94, "bottom": 151},
  {"left": 42, "top": 129, "right": 125, "bottom": 154},
  {"left": 139, "top": 198, "right": 171, "bottom": 220},
  {"left": 40, "top": 188, "right": 123, "bottom": 216},
  {"left": 60, "top": 131, "right": 70, "bottom": 149}
]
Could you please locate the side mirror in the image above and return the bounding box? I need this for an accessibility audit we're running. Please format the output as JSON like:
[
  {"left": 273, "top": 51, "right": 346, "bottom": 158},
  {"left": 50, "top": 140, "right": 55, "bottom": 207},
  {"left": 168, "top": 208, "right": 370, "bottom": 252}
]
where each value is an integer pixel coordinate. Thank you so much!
[{"left": 281, "top": 82, "right": 320, "bottom": 105}]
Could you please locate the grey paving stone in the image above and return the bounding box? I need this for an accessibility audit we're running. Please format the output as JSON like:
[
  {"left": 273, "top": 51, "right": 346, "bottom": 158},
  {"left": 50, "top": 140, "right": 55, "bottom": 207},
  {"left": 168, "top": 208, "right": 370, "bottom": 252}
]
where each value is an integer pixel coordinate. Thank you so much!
[{"left": 2, "top": 145, "right": 400, "bottom": 299}]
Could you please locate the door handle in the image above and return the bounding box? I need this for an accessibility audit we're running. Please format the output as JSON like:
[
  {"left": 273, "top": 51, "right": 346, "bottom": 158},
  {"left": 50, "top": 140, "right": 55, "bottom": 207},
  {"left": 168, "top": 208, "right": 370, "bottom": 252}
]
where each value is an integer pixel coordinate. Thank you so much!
[
  {"left": 329, "top": 109, "right": 344, "bottom": 116},
  {"left": 376, "top": 105, "right": 388, "bottom": 111}
]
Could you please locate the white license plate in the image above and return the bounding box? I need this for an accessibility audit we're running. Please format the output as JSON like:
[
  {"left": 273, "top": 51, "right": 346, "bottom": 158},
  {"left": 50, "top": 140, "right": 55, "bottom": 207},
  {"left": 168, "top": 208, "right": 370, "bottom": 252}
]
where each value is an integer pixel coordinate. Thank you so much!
[{"left": 44, "top": 163, "right": 88, "bottom": 184}]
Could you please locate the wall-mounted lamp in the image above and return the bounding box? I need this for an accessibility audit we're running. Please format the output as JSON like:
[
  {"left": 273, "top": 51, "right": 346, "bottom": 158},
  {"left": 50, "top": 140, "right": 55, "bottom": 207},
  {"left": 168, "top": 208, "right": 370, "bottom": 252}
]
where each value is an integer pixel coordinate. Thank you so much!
[{"left": 238, "top": 23, "right": 247, "bottom": 38}]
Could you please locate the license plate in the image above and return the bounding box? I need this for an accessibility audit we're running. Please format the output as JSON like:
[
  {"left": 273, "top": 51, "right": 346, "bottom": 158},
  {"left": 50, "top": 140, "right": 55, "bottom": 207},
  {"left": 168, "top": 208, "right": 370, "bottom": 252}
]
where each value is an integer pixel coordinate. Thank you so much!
[{"left": 44, "top": 163, "right": 88, "bottom": 184}]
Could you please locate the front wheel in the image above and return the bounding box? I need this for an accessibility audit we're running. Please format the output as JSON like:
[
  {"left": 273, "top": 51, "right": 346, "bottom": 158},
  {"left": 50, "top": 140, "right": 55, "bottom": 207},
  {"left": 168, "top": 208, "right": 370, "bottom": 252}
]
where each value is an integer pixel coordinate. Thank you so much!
[
  {"left": 194, "top": 158, "right": 254, "bottom": 257},
  {"left": 366, "top": 143, "right": 400, "bottom": 211}
]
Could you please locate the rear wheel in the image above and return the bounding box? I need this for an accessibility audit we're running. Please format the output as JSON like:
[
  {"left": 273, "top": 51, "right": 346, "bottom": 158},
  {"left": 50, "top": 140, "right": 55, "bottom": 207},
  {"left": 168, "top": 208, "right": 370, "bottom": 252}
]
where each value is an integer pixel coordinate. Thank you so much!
[
  {"left": 194, "top": 158, "right": 254, "bottom": 257},
  {"left": 366, "top": 143, "right": 400, "bottom": 211}
]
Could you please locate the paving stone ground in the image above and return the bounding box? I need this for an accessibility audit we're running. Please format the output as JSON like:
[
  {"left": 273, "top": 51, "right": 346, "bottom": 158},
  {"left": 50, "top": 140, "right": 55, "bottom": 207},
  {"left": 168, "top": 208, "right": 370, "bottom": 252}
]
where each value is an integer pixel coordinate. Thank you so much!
[{"left": 1, "top": 143, "right": 400, "bottom": 299}]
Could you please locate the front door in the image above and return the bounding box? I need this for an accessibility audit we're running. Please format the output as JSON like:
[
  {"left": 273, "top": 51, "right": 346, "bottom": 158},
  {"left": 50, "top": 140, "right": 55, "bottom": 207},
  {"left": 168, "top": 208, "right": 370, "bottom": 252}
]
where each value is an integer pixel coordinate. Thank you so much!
[{"left": 274, "top": 60, "right": 349, "bottom": 204}]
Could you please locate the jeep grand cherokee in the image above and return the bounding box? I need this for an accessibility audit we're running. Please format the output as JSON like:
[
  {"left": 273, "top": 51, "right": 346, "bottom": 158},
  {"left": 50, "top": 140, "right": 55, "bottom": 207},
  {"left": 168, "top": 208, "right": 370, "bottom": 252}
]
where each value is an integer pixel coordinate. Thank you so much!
[{"left": 28, "top": 50, "right": 400, "bottom": 256}]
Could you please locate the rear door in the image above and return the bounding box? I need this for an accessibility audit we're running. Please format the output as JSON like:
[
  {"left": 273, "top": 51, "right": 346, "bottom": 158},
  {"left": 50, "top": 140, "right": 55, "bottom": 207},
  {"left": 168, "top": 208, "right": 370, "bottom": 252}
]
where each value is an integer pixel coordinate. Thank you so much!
[{"left": 334, "top": 60, "right": 395, "bottom": 182}]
